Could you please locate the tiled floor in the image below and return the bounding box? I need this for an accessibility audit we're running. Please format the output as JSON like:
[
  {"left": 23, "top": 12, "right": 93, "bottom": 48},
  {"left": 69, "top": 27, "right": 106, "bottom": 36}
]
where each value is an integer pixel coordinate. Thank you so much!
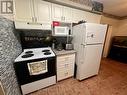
[{"left": 29, "top": 58, "right": 127, "bottom": 95}]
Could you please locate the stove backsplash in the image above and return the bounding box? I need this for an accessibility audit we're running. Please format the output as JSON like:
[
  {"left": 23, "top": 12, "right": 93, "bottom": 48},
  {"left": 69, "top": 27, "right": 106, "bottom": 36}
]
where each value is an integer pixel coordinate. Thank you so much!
[
  {"left": 19, "top": 30, "right": 52, "bottom": 37},
  {"left": 19, "top": 30, "right": 73, "bottom": 49},
  {"left": 18, "top": 30, "right": 52, "bottom": 49}
]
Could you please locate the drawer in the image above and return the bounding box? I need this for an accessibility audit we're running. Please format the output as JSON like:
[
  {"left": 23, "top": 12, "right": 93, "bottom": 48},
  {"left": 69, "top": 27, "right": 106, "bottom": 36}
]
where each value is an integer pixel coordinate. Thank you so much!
[
  {"left": 57, "top": 54, "right": 75, "bottom": 66},
  {"left": 57, "top": 60, "right": 74, "bottom": 68},
  {"left": 57, "top": 68, "right": 74, "bottom": 81},
  {"left": 57, "top": 63, "right": 74, "bottom": 70},
  {"left": 57, "top": 54, "right": 75, "bottom": 62}
]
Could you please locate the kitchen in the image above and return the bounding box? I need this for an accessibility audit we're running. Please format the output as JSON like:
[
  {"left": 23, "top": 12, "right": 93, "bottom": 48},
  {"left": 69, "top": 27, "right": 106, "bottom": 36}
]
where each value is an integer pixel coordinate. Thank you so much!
[{"left": 0, "top": 0, "right": 127, "bottom": 95}]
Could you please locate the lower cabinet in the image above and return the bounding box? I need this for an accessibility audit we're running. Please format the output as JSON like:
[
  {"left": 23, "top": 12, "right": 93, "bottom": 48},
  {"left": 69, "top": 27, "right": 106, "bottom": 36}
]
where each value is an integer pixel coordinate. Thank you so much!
[{"left": 56, "top": 53, "right": 75, "bottom": 81}]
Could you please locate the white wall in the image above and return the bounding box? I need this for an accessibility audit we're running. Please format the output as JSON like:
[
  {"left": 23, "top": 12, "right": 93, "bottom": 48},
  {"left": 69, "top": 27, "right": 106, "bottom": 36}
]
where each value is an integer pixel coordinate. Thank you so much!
[
  {"left": 100, "top": 16, "right": 119, "bottom": 36},
  {"left": 115, "top": 19, "right": 127, "bottom": 36},
  {"left": 101, "top": 17, "right": 127, "bottom": 36}
]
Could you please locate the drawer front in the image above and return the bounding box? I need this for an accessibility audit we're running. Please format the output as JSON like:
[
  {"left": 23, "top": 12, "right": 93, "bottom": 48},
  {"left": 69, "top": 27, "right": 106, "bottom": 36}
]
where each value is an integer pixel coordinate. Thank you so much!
[
  {"left": 57, "top": 54, "right": 75, "bottom": 67},
  {"left": 57, "top": 63, "right": 74, "bottom": 71},
  {"left": 57, "top": 61, "right": 73, "bottom": 69},
  {"left": 57, "top": 54, "right": 75, "bottom": 62},
  {"left": 57, "top": 68, "right": 74, "bottom": 81}
]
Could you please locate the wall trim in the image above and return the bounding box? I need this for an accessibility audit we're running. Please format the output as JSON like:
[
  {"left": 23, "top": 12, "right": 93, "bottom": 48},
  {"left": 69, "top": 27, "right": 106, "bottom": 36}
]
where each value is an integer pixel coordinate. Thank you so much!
[{"left": 103, "top": 13, "right": 127, "bottom": 20}]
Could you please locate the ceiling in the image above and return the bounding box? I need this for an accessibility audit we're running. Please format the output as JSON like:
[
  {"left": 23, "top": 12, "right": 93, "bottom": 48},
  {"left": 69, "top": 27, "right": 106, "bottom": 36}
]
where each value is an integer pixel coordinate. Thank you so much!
[{"left": 94, "top": 0, "right": 127, "bottom": 17}]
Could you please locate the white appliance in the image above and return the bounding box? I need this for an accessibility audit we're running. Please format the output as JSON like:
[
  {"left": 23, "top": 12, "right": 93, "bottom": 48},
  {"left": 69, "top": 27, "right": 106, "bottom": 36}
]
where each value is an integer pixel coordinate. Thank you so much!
[
  {"left": 73, "top": 23, "right": 107, "bottom": 80},
  {"left": 14, "top": 47, "right": 56, "bottom": 95},
  {"left": 53, "top": 26, "right": 69, "bottom": 36}
]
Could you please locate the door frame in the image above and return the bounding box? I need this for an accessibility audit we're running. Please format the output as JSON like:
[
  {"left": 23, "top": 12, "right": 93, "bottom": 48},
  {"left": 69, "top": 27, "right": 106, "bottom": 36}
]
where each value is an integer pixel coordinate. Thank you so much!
[{"left": 102, "top": 25, "right": 113, "bottom": 58}]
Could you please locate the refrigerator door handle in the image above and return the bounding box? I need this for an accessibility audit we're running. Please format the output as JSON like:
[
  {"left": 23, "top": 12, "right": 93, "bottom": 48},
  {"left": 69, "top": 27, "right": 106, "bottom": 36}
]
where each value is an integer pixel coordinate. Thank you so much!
[
  {"left": 81, "top": 44, "right": 86, "bottom": 46},
  {"left": 87, "top": 34, "right": 95, "bottom": 38}
]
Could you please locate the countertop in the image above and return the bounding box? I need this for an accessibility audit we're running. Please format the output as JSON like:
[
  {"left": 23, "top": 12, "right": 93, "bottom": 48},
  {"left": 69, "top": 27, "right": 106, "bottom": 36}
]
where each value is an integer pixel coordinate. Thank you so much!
[{"left": 53, "top": 49, "right": 76, "bottom": 56}]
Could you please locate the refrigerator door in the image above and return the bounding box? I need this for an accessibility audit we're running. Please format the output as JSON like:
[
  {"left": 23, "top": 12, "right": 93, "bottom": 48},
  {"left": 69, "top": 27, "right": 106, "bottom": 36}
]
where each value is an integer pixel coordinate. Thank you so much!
[
  {"left": 76, "top": 44, "right": 103, "bottom": 80},
  {"left": 85, "top": 23, "right": 107, "bottom": 45}
]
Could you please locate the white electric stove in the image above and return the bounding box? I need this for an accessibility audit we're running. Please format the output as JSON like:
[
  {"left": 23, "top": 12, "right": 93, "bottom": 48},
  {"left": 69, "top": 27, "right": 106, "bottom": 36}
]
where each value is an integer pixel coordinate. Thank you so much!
[
  {"left": 15, "top": 47, "right": 55, "bottom": 62},
  {"left": 14, "top": 47, "right": 56, "bottom": 95}
]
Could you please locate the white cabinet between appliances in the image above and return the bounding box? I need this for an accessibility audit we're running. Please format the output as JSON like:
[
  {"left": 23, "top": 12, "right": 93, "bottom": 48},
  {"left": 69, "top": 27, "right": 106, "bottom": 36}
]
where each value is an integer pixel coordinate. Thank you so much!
[
  {"left": 72, "top": 8, "right": 86, "bottom": 23},
  {"left": 72, "top": 9, "right": 102, "bottom": 23},
  {"left": 57, "top": 53, "right": 75, "bottom": 81},
  {"left": 14, "top": 0, "right": 51, "bottom": 30},
  {"left": 52, "top": 4, "right": 72, "bottom": 22}
]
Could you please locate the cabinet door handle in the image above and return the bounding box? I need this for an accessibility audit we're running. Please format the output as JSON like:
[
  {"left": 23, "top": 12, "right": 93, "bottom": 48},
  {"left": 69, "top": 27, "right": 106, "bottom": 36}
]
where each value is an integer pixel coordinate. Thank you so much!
[
  {"left": 34, "top": 17, "right": 37, "bottom": 22},
  {"left": 64, "top": 17, "right": 65, "bottom": 21},
  {"left": 65, "top": 72, "right": 68, "bottom": 76},
  {"left": 65, "top": 64, "right": 69, "bottom": 67},
  {"left": 32, "top": 17, "right": 34, "bottom": 22},
  {"left": 61, "top": 16, "right": 63, "bottom": 21}
]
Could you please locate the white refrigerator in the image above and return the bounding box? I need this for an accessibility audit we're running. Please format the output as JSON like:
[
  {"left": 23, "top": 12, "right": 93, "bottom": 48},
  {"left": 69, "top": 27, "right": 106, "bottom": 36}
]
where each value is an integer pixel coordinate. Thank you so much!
[{"left": 73, "top": 23, "right": 107, "bottom": 80}]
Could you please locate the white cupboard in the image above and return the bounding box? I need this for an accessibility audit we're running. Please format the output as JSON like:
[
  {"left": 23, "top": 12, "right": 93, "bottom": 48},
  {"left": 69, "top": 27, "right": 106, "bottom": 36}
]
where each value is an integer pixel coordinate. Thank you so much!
[
  {"left": 52, "top": 4, "right": 63, "bottom": 21},
  {"left": 57, "top": 53, "right": 75, "bottom": 81},
  {"left": 14, "top": 0, "right": 33, "bottom": 22},
  {"left": 72, "top": 8, "right": 101, "bottom": 23},
  {"left": 72, "top": 8, "right": 86, "bottom": 23},
  {"left": 52, "top": 4, "right": 72, "bottom": 22},
  {"left": 15, "top": 0, "right": 51, "bottom": 23},
  {"left": 14, "top": 0, "right": 101, "bottom": 29},
  {"left": 34, "top": 0, "right": 52, "bottom": 23},
  {"left": 63, "top": 6, "right": 72, "bottom": 22},
  {"left": 14, "top": 0, "right": 52, "bottom": 29}
]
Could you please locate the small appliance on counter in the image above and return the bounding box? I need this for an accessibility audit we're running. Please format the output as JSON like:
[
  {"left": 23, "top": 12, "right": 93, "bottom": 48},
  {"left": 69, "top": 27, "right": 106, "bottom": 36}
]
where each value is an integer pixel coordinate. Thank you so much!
[
  {"left": 65, "top": 43, "right": 73, "bottom": 50},
  {"left": 14, "top": 35, "right": 56, "bottom": 95},
  {"left": 65, "top": 34, "right": 73, "bottom": 50}
]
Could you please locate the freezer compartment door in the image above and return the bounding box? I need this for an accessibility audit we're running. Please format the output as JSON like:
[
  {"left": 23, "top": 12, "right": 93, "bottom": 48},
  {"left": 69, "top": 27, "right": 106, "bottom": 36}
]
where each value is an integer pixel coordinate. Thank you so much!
[
  {"left": 85, "top": 24, "right": 107, "bottom": 44},
  {"left": 76, "top": 44, "right": 103, "bottom": 80}
]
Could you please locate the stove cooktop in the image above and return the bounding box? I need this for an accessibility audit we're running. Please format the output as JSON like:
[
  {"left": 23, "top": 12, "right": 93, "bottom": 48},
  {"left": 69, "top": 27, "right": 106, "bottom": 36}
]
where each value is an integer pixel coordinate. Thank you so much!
[{"left": 15, "top": 47, "right": 55, "bottom": 62}]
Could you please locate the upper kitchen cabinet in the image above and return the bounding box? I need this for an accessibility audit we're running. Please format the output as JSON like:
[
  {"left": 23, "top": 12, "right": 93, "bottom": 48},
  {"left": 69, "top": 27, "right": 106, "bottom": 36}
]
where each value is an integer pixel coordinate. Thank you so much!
[
  {"left": 34, "top": 0, "right": 52, "bottom": 23},
  {"left": 52, "top": 4, "right": 63, "bottom": 21},
  {"left": 14, "top": 0, "right": 52, "bottom": 30},
  {"left": 63, "top": 6, "right": 72, "bottom": 22},
  {"left": 72, "top": 9, "right": 86, "bottom": 23},
  {"left": 14, "top": 0, "right": 33, "bottom": 22},
  {"left": 72, "top": 8, "right": 101, "bottom": 23},
  {"left": 52, "top": 4, "right": 72, "bottom": 23}
]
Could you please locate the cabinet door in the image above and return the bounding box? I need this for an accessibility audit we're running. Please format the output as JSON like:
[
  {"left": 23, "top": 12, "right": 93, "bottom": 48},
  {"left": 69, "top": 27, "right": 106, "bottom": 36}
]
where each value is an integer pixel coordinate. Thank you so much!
[
  {"left": 14, "top": 0, "right": 33, "bottom": 22},
  {"left": 72, "top": 9, "right": 86, "bottom": 23},
  {"left": 34, "top": 0, "right": 52, "bottom": 23},
  {"left": 63, "top": 6, "right": 72, "bottom": 22},
  {"left": 52, "top": 4, "right": 63, "bottom": 21},
  {"left": 57, "top": 53, "right": 75, "bottom": 81}
]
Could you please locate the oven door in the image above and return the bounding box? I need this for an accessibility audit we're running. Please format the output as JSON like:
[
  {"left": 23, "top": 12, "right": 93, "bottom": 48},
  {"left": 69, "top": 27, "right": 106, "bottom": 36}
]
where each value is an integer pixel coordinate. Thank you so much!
[
  {"left": 27, "top": 60, "right": 48, "bottom": 75},
  {"left": 14, "top": 57, "right": 56, "bottom": 85}
]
